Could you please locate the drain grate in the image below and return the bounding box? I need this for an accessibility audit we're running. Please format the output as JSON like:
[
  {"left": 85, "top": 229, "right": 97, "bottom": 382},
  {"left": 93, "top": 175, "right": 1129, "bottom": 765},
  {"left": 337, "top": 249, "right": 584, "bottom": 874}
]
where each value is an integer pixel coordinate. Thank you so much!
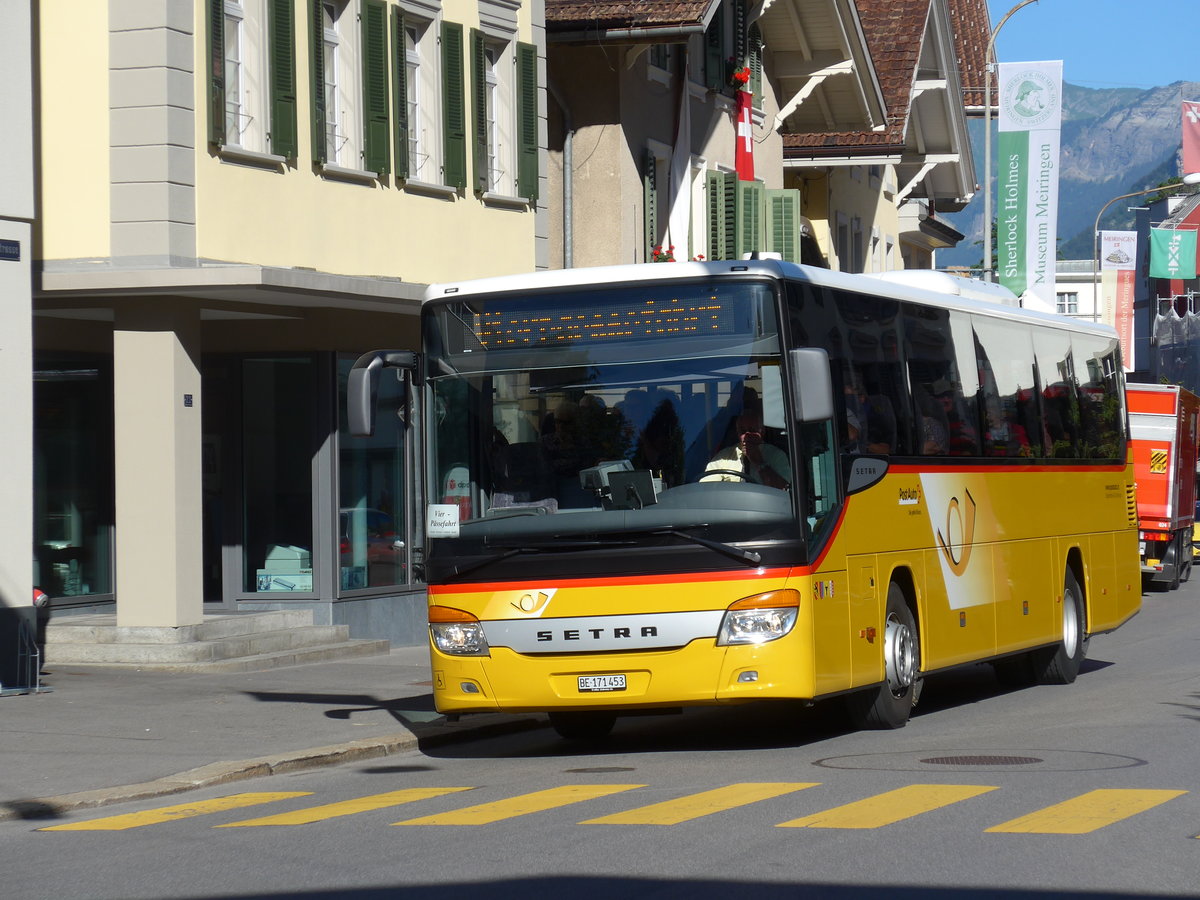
[{"left": 920, "top": 755, "right": 1042, "bottom": 766}]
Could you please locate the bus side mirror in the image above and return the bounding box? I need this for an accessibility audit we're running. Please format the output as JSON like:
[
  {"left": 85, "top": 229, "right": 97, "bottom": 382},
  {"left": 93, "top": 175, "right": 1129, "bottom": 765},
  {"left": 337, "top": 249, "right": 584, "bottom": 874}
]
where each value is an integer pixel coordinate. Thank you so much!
[
  {"left": 789, "top": 347, "right": 834, "bottom": 423},
  {"left": 348, "top": 350, "right": 418, "bottom": 437}
]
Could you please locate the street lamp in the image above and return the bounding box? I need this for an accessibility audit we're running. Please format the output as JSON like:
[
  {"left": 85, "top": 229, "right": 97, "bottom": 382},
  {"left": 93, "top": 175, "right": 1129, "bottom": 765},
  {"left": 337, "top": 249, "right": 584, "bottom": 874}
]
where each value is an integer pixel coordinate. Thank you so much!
[
  {"left": 983, "top": 0, "right": 1039, "bottom": 283},
  {"left": 1091, "top": 173, "right": 1200, "bottom": 323}
]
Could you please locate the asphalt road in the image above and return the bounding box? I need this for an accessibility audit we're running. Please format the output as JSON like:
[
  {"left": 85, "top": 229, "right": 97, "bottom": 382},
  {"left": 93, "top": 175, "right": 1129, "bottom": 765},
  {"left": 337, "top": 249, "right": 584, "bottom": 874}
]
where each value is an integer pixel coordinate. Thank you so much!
[{"left": 5, "top": 580, "right": 1200, "bottom": 900}]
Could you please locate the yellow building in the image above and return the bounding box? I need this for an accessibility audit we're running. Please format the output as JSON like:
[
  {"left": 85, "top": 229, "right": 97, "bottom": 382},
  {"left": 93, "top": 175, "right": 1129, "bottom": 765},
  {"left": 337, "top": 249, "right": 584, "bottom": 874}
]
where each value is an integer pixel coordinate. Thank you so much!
[{"left": 32, "top": 0, "right": 545, "bottom": 646}]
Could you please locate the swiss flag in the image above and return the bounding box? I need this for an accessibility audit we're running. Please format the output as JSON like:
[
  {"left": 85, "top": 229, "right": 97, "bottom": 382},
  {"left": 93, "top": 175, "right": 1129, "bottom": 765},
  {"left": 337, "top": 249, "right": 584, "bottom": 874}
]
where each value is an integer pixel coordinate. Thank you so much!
[
  {"left": 1184, "top": 101, "right": 1200, "bottom": 176},
  {"left": 735, "top": 90, "right": 754, "bottom": 181}
]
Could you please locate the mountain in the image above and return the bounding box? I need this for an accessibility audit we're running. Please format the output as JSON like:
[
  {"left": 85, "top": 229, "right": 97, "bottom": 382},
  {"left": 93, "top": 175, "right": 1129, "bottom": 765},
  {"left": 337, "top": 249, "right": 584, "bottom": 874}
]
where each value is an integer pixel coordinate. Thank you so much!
[{"left": 939, "top": 80, "right": 1200, "bottom": 268}]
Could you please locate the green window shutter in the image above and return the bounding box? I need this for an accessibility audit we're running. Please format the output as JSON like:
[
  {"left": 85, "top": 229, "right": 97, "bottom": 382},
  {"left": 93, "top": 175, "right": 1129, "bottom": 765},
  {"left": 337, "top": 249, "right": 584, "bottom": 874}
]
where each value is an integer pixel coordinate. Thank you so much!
[
  {"left": 735, "top": 0, "right": 747, "bottom": 62},
  {"left": 391, "top": 6, "right": 408, "bottom": 179},
  {"left": 268, "top": 0, "right": 297, "bottom": 158},
  {"left": 765, "top": 189, "right": 802, "bottom": 262},
  {"left": 207, "top": 0, "right": 225, "bottom": 146},
  {"left": 734, "top": 179, "right": 763, "bottom": 258},
  {"left": 643, "top": 149, "right": 659, "bottom": 259},
  {"left": 705, "top": 170, "right": 724, "bottom": 260},
  {"left": 704, "top": 11, "right": 724, "bottom": 91},
  {"left": 516, "top": 42, "right": 538, "bottom": 202},
  {"left": 442, "top": 21, "right": 466, "bottom": 190},
  {"left": 308, "top": 0, "right": 326, "bottom": 164},
  {"left": 361, "top": 0, "right": 390, "bottom": 175},
  {"left": 721, "top": 172, "right": 737, "bottom": 259},
  {"left": 749, "top": 25, "right": 763, "bottom": 106},
  {"left": 470, "top": 29, "right": 488, "bottom": 193}
]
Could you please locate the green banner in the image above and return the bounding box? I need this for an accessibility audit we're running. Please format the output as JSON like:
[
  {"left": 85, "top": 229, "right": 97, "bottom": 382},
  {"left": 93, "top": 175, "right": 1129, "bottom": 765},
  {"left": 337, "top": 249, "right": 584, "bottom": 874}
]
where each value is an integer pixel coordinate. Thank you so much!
[
  {"left": 997, "top": 130, "right": 1029, "bottom": 297},
  {"left": 1149, "top": 228, "right": 1198, "bottom": 279}
]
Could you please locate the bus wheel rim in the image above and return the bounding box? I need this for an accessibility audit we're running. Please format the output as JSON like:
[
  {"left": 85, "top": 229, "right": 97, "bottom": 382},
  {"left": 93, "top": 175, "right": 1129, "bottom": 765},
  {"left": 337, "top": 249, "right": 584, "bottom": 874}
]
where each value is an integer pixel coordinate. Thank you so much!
[
  {"left": 884, "top": 613, "right": 916, "bottom": 695},
  {"left": 1062, "top": 589, "right": 1079, "bottom": 657}
]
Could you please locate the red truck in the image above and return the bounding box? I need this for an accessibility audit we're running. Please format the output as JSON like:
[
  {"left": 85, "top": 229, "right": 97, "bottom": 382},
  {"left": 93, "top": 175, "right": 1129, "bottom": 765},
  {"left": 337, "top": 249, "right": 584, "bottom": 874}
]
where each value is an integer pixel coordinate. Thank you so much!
[{"left": 1128, "top": 383, "right": 1200, "bottom": 590}]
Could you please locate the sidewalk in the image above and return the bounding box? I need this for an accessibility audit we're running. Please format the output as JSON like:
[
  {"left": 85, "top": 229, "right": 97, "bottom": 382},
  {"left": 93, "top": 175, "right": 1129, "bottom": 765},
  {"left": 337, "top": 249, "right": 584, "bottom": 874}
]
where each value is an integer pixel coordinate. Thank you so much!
[{"left": 0, "top": 647, "right": 546, "bottom": 823}]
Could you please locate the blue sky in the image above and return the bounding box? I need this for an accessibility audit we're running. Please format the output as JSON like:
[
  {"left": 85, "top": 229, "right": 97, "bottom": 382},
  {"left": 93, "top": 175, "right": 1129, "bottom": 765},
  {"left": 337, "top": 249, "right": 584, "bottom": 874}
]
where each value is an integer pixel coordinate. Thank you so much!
[{"left": 987, "top": 0, "right": 1194, "bottom": 91}]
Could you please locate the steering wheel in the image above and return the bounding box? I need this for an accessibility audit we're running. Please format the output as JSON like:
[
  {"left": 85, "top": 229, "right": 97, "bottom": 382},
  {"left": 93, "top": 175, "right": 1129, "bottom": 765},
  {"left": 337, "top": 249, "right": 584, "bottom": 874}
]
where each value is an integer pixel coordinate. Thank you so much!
[{"left": 701, "top": 468, "right": 750, "bottom": 481}]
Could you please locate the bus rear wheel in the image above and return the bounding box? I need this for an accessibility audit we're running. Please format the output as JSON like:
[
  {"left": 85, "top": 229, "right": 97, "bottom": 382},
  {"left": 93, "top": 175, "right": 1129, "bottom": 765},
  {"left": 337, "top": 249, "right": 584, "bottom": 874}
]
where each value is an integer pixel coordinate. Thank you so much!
[
  {"left": 1031, "top": 568, "right": 1088, "bottom": 685},
  {"left": 549, "top": 711, "right": 617, "bottom": 741},
  {"left": 846, "top": 584, "right": 921, "bottom": 729}
]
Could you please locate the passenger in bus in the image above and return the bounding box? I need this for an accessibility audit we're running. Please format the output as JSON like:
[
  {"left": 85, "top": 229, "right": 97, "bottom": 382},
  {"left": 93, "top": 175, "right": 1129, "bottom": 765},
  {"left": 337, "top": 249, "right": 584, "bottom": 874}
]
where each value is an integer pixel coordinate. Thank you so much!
[
  {"left": 844, "top": 381, "right": 894, "bottom": 454},
  {"left": 983, "top": 405, "right": 1031, "bottom": 457},
  {"left": 933, "top": 381, "right": 979, "bottom": 456},
  {"left": 702, "top": 405, "right": 790, "bottom": 489}
]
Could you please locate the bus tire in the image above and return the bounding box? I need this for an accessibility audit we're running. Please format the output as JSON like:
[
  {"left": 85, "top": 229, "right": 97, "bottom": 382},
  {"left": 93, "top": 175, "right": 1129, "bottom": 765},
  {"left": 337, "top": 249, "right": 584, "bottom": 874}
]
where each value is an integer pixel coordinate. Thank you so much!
[
  {"left": 846, "top": 583, "right": 921, "bottom": 729},
  {"left": 549, "top": 711, "right": 616, "bottom": 741},
  {"left": 1032, "top": 569, "right": 1088, "bottom": 685}
]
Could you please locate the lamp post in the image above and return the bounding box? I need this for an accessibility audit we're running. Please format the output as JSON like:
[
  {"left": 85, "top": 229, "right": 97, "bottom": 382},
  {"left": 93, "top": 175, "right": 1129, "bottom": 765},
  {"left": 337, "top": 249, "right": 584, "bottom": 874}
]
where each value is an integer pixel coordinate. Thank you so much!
[
  {"left": 1091, "top": 174, "right": 1200, "bottom": 323},
  {"left": 983, "top": 0, "right": 1039, "bottom": 283}
]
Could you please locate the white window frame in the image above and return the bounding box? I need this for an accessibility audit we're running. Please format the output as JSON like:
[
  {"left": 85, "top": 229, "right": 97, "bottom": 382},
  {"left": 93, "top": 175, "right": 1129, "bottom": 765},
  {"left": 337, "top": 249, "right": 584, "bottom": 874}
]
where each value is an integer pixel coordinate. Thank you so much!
[
  {"left": 403, "top": 19, "right": 444, "bottom": 181},
  {"left": 223, "top": 0, "right": 269, "bottom": 152},
  {"left": 482, "top": 37, "right": 516, "bottom": 196},
  {"left": 323, "top": 0, "right": 362, "bottom": 169}
]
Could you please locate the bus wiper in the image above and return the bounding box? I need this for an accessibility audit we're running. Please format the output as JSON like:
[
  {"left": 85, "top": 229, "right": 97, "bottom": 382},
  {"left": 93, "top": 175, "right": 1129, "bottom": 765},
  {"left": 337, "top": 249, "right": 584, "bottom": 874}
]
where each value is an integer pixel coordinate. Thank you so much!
[{"left": 653, "top": 528, "right": 762, "bottom": 567}]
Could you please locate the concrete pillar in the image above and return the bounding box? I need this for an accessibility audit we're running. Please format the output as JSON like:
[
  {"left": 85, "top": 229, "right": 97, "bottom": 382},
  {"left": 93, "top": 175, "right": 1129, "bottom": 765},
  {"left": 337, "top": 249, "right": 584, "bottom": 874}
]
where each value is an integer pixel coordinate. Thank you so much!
[
  {"left": 0, "top": 0, "right": 36, "bottom": 687},
  {"left": 113, "top": 302, "right": 203, "bottom": 627}
]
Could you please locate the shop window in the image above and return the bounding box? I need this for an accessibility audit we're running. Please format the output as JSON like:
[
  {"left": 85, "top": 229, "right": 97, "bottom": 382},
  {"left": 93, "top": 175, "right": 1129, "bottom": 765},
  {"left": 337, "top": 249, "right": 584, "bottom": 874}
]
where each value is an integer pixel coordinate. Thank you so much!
[
  {"left": 33, "top": 358, "right": 114, "bottom": 599},
  {"left": 242, "top": 357, "right": 317, "bottom": 593},
  {"left": 337, "top": 357, "right": 409, "bottom": 590}
]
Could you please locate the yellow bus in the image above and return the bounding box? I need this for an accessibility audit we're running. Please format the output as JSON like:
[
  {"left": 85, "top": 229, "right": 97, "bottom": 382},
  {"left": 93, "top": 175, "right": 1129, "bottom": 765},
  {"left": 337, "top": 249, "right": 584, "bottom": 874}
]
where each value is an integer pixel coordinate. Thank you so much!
[{"left": 350, "top": 260, "right": 1140, "bottom": 736}]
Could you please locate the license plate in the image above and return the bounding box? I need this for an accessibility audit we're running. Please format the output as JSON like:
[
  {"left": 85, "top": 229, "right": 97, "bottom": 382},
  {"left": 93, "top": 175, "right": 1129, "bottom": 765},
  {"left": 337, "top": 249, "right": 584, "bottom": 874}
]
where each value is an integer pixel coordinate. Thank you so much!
[{"left": 578, "top": 674, "right": 626, "bottom": 693}]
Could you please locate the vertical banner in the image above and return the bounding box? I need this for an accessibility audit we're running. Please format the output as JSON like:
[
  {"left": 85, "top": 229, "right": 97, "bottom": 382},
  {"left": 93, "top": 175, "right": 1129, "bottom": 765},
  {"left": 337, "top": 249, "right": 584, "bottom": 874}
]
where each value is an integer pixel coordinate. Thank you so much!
[
  {"left": 1100, "top": 230, "right": 1137, "bottom": 370},
  {"left": 1183, "top": 101, "right": 1200, "bottom": 176},
  {"left": 667, "top": 66, "right": 693, "bottom": 256},
  {"left": 735, "top": 90, "right": 754, "bottom": 181},
  {"left": 1149, "top": 227, "right": 1198, "bottom": 279},
  {"left": 997, "top": 61, "right": 1063, "bottom": 311}
]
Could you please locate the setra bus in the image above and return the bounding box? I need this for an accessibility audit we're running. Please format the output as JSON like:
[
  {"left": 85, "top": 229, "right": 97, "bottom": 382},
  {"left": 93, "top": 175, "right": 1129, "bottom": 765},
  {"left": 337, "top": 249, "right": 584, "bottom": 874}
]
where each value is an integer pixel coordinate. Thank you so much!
[{"left": 349, "top": 259, "right": 1140, "bottom": 736}]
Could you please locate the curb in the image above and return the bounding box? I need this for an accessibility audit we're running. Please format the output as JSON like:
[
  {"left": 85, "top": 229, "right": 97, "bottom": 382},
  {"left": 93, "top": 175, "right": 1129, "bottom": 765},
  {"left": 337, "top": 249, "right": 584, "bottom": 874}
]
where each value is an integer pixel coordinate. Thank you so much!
[{"left": 1, "top": 714, "right": 546, "bottom": 824}]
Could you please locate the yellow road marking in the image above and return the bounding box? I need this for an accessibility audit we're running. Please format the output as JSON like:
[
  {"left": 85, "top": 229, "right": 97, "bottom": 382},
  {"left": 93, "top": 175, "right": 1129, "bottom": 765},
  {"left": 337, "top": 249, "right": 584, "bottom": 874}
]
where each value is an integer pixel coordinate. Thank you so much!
[
  {"left": 581, "top": 782, "right": 819, "bottom": 825},
  {"left": 216, "top": 787, "right": 475, "bottom": 827},
  {"left": 777, "top": 784, "right": 997, "bottom": 829},
  {"left": 393, "top": 785, "right": 644, "bottom": 826},
  {"left": 38, "top": 793, "right": 311, "bottom": 832},
  {"left": 987, "top": 789, "right": 1189, "bottom": 834}
]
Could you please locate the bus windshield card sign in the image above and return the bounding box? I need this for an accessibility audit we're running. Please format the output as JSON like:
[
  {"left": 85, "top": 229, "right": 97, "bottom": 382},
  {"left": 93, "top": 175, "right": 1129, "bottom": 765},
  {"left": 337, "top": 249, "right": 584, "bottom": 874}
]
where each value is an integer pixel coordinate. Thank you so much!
[
  {"left": 427, "top": 504, "right": 461, "bottom": 538},
  {"left": 0, "top": 240, "right": 19, "bottom": 262}
]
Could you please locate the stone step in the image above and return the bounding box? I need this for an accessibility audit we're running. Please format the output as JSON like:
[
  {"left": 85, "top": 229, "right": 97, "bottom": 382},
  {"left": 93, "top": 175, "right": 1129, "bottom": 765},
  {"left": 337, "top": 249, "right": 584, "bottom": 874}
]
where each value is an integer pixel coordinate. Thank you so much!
[
  {"left": 45, "top": 610, "right": 317, "bottom": 645},
  {"left": 41, "top": 610, "right": 391, "bottom": 671},
  {"left": 45, "top": 639, "right": 393, "bottom": 673}
]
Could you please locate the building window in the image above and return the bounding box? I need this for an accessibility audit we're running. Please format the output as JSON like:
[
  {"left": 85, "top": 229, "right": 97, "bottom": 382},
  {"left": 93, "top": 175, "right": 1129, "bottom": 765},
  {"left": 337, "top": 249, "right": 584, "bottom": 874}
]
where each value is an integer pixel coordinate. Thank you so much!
[
  {"left": 399, "top": 19, "right": 442, "bottom": 180},
  {"left": 208, "top": 0, "right": 296, "bottom": 156},
  {"left": 649, "top": 43, "right": 670, "bottom": 71},
  {"left": 471, "top": 31, "right": 515, "bottom": 195},
  {"left": 1057, "top": 292, "right": 1079, "bottom": 315},
  {"left": 322, "top": 2, "right": 345, "bottom": 163}
]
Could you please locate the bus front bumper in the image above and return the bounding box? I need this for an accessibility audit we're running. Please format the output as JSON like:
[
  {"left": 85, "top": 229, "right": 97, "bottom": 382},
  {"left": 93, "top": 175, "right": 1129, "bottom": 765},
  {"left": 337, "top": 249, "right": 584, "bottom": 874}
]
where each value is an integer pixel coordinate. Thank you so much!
[{"left": 429, "top": 636, "right": 814, "bottom": 715}]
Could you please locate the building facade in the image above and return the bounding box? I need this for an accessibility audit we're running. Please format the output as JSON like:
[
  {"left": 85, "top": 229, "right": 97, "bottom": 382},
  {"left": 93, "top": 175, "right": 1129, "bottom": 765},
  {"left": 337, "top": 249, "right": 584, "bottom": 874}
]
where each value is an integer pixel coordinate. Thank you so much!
[{"left": 30, "top": 0, "right": 546, "bottom": 646}]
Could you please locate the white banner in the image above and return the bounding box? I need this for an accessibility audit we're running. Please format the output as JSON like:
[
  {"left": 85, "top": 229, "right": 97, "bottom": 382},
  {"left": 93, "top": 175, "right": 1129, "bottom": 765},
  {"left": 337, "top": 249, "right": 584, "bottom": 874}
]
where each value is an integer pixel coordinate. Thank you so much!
[{"left": 997, "top": 61, "right": 1063, "bottom": 312}]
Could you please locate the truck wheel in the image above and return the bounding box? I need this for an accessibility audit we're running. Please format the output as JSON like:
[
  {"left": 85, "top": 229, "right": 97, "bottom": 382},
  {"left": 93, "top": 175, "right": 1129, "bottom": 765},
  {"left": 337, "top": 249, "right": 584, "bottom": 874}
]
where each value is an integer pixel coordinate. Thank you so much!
[
  {"left": 549, "top": 711, "right": 616, "bottom": 741},
  {"left": 1032, "top": 569, "right": 1088, "bottom": 685},
  {"left": 846, "top": 583, "right": 921, "bottom": 729}
]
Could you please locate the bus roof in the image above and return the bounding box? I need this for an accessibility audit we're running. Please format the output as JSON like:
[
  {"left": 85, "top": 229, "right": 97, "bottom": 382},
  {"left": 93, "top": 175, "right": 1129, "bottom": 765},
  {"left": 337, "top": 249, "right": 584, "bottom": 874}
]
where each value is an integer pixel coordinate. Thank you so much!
[{"left": 423, "top": 260, "right": 1117, "bottom": 338}]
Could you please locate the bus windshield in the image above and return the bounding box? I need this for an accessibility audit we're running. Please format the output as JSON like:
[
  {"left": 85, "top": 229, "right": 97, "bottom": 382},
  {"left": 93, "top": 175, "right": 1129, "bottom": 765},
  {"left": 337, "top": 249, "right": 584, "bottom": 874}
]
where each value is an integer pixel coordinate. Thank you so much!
[{"left": 422, "top": 279, "right": 803, "bottom": 568}]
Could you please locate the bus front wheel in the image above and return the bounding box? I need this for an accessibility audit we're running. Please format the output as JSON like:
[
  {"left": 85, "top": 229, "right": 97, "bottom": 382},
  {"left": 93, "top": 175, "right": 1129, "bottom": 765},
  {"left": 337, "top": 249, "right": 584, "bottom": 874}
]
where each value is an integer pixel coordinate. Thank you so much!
[
  {"left": 846, "top": 584, "right": 921, "bottom": 729},
  {"left": 1031, "top": 569, "right": 1088, "bottom": 685},
  {"left": 549, "top": 711, "right": 617, "bottom": 741}
]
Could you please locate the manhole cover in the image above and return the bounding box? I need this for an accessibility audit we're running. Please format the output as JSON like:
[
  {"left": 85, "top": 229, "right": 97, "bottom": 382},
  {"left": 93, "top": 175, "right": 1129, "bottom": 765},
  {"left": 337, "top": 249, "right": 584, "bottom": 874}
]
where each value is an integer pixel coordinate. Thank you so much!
[
  {"left": 814, "top": 750, "right": 1145, "bottom": 772},
  {"left": 564, "top": 766, "right": 636, "bottom": 774},
  {"left": 919, "top": 755, "right": 1042, "bottom": 766}
]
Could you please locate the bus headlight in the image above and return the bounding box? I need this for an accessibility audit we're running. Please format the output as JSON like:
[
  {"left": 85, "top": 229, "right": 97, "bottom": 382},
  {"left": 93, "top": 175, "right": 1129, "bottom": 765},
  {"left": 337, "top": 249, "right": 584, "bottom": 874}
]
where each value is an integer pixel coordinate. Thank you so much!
[
  {"left": 429, "top": 605, "right": 491, "bottom": 656},
  {"left": 716, "top": 589, "right": 800, "bottom": 646}
]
